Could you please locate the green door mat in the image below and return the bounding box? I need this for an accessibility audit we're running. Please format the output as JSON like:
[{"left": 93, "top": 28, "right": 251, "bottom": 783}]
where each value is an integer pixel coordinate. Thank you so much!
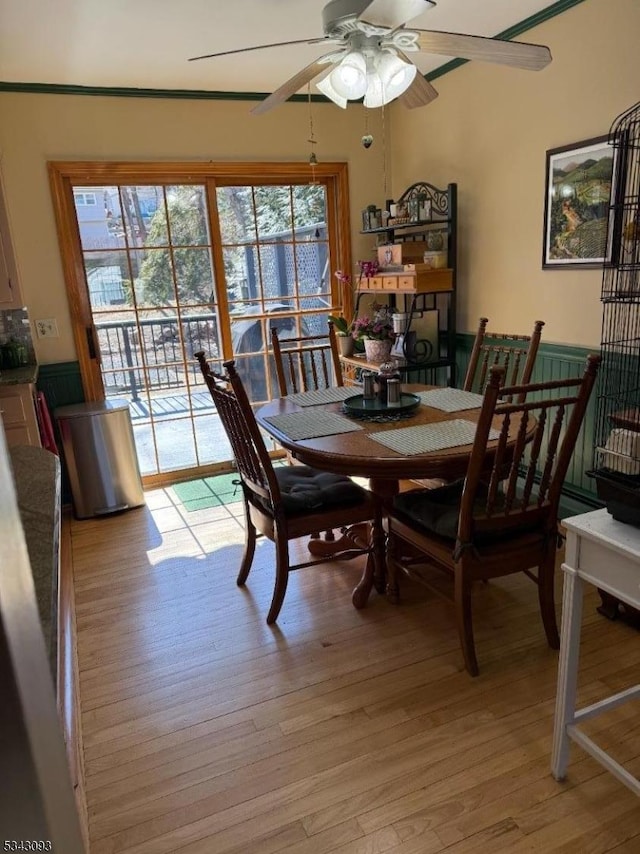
[{"left": 172, "top": 472, "right": 242, "bottom": 511}]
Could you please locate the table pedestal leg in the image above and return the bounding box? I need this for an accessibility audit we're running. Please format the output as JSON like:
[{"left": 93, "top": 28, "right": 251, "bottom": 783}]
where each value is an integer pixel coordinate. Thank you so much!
[
  {"left": 385, "top": 532, "right": 400, "bottom": 605},
  {"left": 369, "top": 478, "right": 399, "bottom": 598},
  {"left": 352, "top": 551, "right": 375, "bottom": 609},
  {"left": 307, "top": 523, "right": 369, "bottom": 558},
  {"left": 306, "top": 478, "right": 398, "bottom": 609},
  {"left": 350, "top": 507, "right": 387, "bottom": 607}
]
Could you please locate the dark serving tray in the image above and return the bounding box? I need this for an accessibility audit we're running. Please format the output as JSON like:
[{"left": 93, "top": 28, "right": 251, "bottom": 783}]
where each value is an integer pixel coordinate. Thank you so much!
[{"left": 343, "top": 392, "right": 421, "bottom": 417}]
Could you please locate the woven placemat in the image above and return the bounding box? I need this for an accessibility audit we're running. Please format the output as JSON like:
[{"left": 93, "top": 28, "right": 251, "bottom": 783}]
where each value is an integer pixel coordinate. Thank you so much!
[
  {"left": 287, "top": 386, "right": 356, "bottom": 407},
  {"left": 369, "top": 419, "right": 500, "bottom": 455},
  {"left": 418, "top": 388, "right": 485, "bottom": 412},
  {"left": 263, "top": 411, "right": 363, "bottom": 441}
]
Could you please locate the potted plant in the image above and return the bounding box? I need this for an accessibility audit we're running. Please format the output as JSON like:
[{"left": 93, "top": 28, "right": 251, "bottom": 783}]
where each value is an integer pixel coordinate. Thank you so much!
[
  {"left": 328, "top": 314, "right": 355, "bottom": 356},
  {"left": 330, "top": 269, "right": 357, "bottom": 357},
  {"left": 352, "top": 304, "right": 395, "bottom": 363}
]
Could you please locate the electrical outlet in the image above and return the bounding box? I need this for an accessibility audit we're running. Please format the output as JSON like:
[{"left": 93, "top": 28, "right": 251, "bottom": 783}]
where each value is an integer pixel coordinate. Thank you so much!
[{"left": 35, "top": 318, "right": 59, "bottom": 338}]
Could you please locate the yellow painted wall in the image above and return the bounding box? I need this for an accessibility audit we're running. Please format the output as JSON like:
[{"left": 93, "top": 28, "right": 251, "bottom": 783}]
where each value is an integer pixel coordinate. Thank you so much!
[
  {"left": 1, "top": 0, "right": 638, "bottom": 361},
  {"left": 391, "top": 0, "right": 640, "bottom": 347},
  {"left": 0, "top": 94, "right": 387, "bottom": 362}
]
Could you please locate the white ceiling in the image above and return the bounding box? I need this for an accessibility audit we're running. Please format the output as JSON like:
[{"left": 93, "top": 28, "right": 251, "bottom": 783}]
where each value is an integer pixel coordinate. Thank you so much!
[{"left": 1, "top": 0, "right": 561, "bottom": 94}]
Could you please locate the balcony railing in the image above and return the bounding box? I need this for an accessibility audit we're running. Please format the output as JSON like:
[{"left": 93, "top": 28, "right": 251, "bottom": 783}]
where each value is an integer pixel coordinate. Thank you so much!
[
  {"left": 95, "top": 312, "right": 220, "bottom": 401},
  {"left": 95, "top": 298, "right": 334, "bottom": 410}
]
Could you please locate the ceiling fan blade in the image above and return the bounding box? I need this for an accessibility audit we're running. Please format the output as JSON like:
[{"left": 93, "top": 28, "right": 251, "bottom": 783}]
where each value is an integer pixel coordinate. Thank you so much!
[
  {"left": 414, "top": 30, "right": 552, "bottom": 71},
  {"left": 358, "top": 0, "right": 435, "bottom": 31},
  {"left": 251, "top": 57, "right": 337, "bottom": 115},
  {"left": 188, "top": 39, "right": 319, "bottom": 62},
  {"left": 395, "top": 53, "right": 439, "bottom": 108}
]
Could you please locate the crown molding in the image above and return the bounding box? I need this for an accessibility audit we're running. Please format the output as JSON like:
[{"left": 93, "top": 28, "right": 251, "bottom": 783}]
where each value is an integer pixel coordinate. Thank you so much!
[
  {"left": 427, "top": 0, "right": 587, "bottom": 81},
  {"left": 0, "top": 0, "right": 588, "bottom": 102},
  {"left": 0, "top": 81, "right": 326, "bottom": 103}
]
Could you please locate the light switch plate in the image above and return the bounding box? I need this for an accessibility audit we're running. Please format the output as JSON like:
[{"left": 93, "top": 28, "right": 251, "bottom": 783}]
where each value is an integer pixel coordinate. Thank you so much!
[{"left": 35, "top": 318, "right": 59, "bottom": 338}]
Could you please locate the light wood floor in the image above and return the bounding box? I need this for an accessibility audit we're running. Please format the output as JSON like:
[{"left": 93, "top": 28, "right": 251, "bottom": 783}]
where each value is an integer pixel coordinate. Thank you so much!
[{"left": 68, "top": 487, "right": 640, "bottom": 854}]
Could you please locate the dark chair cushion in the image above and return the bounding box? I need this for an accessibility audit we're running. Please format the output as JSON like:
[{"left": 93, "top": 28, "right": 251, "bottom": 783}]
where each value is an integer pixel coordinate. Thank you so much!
[
  {"left": 393, "top": 479, "right": 466, "bottom": 541},
  {"left": 275, "top": 466, "right": 367, "bottom": 515},
  {"left": 393, "top": 480, "right": 542, "bottom": 546}
]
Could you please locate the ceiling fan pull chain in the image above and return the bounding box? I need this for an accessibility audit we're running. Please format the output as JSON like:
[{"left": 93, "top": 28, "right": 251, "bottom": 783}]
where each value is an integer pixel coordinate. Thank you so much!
[
  {"left": 382, "top": 101, "right": 388, "bottom": 199},
  {"left": 362, "top": 108, "right": 374, "bottom": 149},
  {"left": 307, "top": 84, "right": 319, "bottom": 183}
]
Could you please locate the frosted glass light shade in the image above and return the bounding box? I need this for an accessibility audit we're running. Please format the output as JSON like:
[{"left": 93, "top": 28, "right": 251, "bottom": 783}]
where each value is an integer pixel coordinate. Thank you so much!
[
  {"left": 316, "top": 73, "right": 348, "bottom": 108},
  {"left": 330, "top": 51, "right": 367, "bottom": 100},
  {"left": 317, "top": 49, "right": 417, "bottom": 109},
  {"left": 364, "top": 52, "right": 416, "bottom": 108}
]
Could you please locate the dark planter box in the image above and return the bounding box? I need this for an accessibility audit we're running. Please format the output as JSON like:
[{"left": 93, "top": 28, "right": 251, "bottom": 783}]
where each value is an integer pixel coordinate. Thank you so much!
[{"left": 589, "top": 468, "right": 640, "bottom": 528}]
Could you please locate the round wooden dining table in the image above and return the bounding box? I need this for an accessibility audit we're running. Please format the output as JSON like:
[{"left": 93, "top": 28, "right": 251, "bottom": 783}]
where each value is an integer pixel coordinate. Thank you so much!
[
  {"left": 256, "top": 384, "right": 500, "bottom": 608},
  {"left": 256, "top": 384, "right": 490, "bottom": 486}
]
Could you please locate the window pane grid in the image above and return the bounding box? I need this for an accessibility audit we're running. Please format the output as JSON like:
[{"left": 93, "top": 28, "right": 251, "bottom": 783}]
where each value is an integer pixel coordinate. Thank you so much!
[{"left": 71, "top": 175, "right": 332, "bottom": 476}]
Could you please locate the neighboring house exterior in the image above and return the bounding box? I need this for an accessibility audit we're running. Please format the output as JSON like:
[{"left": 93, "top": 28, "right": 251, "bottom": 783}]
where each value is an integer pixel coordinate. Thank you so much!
[{"left": 73, "top": 188, "right": 112, "bottom": 248}]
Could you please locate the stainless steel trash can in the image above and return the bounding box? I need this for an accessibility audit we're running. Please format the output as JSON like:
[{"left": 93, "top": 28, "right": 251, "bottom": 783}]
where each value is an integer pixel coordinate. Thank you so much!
[{"left": 55, "top": 400, "right": 144, "bottom": 519}]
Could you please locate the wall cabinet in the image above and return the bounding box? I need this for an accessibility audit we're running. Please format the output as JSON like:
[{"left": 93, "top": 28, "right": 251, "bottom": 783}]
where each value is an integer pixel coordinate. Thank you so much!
[
  {"left": 345, "top": 181, "right": 457, "bottom": 385},
  {"left": 0, "top": 170, "right": 24, "bottom": 310},
  {"left": 0, "top": 383, "right": 41, "bottom": 447}
]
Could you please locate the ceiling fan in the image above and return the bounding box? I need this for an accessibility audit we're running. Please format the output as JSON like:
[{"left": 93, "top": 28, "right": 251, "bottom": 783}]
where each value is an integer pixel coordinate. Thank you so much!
[
  {"left": 189, "top": 0, "right": 552, "bottom": 114},
  {"left": 189, "top": 0, "right": 551, "bottom": 114}
]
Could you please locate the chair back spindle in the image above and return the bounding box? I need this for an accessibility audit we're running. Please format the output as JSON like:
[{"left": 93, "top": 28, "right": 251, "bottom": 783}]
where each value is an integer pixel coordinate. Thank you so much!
[
  {"left": 459, "top": 356, "right": 601, "bottom": 548},
  {"left": 195, "top": 353, "right": 281, "bottom": 511},
  {"left": 464, "top": 317, "right": 545, "bottom": 400},
  {"left": 271, "top": 322, "right": 343, "bottom": 397}
]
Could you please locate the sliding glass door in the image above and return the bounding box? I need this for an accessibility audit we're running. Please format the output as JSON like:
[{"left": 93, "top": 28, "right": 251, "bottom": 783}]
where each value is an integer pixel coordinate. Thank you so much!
[
  {"left": 215, "top": 183, "right": 331, "bottom": 405},
  {"left": 49, "top": 162, "right": 351, "bottom": 484}
]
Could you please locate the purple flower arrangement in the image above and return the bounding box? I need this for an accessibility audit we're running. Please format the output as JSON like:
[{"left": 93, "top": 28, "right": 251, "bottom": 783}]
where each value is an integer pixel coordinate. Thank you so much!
[
  {"left": 351, "top": 308, "right": 395, "bottom": 341},
  {"left": 358, "top": 259, "right": 380, "bottom": 279}
]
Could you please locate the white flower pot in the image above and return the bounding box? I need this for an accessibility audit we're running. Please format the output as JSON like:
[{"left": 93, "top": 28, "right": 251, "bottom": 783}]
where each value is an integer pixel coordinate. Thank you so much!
[
  {"left": 363, "top": 338, "right": 393, "bottom": 363},
  {"left": 392, "top": 313, "right": 409, "bottom": 334}
]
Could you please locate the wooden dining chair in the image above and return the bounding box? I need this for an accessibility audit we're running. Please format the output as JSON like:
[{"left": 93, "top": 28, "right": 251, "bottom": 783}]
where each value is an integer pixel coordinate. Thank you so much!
[
  {"left": 271, "top": 320, "right": 347, "bottom": 544},
  {"left": 410, "top": 317, "right": 546, "bottom": 493},
  {"left": 195, "top": 352, "right": 380, "bottom": 625},
  {"left": 385, "top": 353, "right": 601, "bottom": 676},
  {"left": 271, "top": 321, "right": 343, "bottom": 396},
  {"left": 463, "top": 317, "right": 545, "bottom": 398}
]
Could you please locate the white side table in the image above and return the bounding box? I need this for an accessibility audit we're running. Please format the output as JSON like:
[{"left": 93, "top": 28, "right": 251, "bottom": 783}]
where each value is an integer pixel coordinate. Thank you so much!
[{"left": 551, "top": 508, "right": 640, "bottom": 795}]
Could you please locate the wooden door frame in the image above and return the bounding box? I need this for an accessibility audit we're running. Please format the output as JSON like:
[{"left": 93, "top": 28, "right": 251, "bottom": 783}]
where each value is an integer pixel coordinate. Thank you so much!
[{"left": 48, "top": 160, "right": 352, "bottom": 403}]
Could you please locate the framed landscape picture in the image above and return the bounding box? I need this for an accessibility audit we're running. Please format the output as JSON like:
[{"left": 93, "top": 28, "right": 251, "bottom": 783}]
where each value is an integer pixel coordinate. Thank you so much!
[{"left": 543, "top": 135, "right": 619, "bottom": 269}]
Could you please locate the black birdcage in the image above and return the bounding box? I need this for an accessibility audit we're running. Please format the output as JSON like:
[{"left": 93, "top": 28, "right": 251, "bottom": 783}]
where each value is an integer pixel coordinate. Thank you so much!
[{"left": 591, "top": 100, "right": 640, "bottom": 526}]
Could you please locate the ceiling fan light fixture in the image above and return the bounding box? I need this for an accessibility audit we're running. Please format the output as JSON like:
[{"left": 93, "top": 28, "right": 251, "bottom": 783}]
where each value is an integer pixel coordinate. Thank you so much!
[
  {"left": 194, "top": 0, "right": 553, "bottom": 116},
  {"left": 376, "top": 50, "right": 416, "bottom": 93},
  {"left": 316, "top": 72, "right": 348, "bottom": 108},
  {"left": 330, "top": 50, "right": 367, "bottom": 99},
  {"left": 363, "top": 50, "right": 416, "bottom": 107},
  {"left": 363, "top": 72, "right": 386, "bottom": 108}
]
